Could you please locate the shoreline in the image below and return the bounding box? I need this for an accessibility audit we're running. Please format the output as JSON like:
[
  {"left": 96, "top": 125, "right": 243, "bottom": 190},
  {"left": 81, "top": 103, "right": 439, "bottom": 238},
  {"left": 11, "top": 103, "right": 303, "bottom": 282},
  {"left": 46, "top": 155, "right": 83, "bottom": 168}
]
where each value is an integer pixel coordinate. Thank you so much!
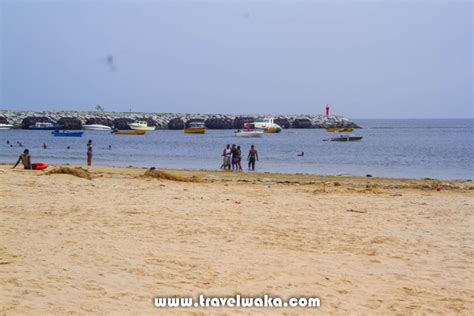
[
  {"left": 2, "top": 163, "right": 473, "bottom": 189},
  {"left": 0, "top": 162, "right": 474, "bottom": 186},
  {"left": 2, "top": 162, "right": 474, "bottom": 184}
]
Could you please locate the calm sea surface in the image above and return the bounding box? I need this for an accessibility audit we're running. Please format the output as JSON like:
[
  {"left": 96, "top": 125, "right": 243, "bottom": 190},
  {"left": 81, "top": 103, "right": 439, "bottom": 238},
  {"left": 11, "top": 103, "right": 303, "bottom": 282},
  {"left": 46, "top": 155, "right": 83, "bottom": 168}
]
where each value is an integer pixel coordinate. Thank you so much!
[{"left": 0, "top": 119, "right": 472, "bottom": 180}]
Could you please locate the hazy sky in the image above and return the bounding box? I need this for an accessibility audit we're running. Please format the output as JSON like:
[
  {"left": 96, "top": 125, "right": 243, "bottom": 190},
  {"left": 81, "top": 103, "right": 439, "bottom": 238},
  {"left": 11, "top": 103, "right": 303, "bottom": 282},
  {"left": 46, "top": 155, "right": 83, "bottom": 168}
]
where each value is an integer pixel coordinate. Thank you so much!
[{"left": 1, "top": 0, "right": 472, "bottom": 118}]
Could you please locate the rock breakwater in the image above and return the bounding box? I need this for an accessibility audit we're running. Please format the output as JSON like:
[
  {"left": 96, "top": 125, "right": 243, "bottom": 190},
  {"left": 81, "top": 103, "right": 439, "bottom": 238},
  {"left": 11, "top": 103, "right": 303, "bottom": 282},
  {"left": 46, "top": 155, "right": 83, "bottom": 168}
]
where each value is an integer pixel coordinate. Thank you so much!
[{"left": 0, "top": 110, "right": 360, "bottom": 130}]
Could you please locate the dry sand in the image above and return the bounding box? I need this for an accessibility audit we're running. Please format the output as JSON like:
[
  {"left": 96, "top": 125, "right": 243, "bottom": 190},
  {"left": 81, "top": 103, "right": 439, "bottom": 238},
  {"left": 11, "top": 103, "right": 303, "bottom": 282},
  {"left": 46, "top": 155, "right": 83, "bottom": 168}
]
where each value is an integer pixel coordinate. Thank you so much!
[{"left": 1, "top": 165, "right": 473, "bottom": 315}]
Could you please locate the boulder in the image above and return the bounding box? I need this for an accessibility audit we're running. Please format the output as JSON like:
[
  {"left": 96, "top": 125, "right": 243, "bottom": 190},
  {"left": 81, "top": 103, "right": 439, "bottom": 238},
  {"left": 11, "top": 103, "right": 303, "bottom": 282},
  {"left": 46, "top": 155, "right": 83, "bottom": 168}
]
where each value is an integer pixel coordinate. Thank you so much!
[
  {"left": 168, "top": 118, "right": 185, "bottom": 130},
  {"left": 274, "top": 118, "right": 290, "bottom": 129},
  {"left": 85, "top": 117, "right": 113, "bottom": 127},
  {"left": 292, "top": 118, "right": 312, "bottom": 128},
  {"left": 57, "top": 117, "right": 82, "bottom": 130},
  {"left": 21, "top": 116, "right": 54, "bottom": 129},
  {"left": 0, "top": 116, "right": 9, "bottom": 124},
  {"left": 185, "top": 118, "right": 205, "bottom": 128},
  {"left": 205, "top": 117, "right": 233, "bottom": 129},
  {"left": 233, "top": 116, "right": 255, "bottom": 129},
  {"left": 113, "top": 118, "right": 134, "bottom": 130}
]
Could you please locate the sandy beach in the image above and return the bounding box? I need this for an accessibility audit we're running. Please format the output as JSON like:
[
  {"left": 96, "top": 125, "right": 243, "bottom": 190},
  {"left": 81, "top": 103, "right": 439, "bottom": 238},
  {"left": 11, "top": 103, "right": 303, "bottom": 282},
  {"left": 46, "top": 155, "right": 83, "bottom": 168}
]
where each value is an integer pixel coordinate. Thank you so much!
[{"left": 1, "top": 165, "right": 473, "bottom": 314}]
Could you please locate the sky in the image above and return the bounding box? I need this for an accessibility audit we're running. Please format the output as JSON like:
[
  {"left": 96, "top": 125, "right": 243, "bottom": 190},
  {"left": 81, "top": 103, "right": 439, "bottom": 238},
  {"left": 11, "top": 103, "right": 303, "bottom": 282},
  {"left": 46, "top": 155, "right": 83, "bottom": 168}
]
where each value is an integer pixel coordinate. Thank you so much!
[{"left": 0, "top": 0, "right": 472, "bottom": 118}]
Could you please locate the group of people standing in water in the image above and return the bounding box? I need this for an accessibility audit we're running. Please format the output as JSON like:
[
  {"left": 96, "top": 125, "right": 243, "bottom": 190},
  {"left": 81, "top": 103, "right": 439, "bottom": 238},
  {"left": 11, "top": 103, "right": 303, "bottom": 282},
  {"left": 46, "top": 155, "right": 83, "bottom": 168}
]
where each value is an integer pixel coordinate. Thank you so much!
[
  {"left": 9, "top": 138, "right": 260, "bottom": 172},
  {"left": 221, "top": 144, "right": 259, "bottom": 171}
]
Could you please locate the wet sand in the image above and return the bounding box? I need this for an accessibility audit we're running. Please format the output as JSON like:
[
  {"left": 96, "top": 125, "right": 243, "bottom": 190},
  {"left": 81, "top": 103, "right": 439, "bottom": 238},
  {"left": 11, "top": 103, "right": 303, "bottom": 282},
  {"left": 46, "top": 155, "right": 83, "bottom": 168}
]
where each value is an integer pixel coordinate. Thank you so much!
[{"left": 1, "top": 165, "right": 473, "bottom": 314}]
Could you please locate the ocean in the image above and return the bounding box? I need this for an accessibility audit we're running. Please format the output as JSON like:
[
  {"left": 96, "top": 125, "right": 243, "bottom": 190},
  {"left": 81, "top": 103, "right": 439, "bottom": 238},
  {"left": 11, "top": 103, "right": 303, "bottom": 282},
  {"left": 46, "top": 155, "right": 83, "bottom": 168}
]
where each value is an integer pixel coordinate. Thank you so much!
[{"left": 0, "top": 119, "right": 472, "bottom": 180}]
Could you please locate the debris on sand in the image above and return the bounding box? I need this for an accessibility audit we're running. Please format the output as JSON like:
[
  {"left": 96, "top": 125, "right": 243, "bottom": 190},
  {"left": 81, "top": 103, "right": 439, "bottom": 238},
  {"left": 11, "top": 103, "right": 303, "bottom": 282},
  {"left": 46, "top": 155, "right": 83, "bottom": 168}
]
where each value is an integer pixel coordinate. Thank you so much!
[
  {"left": 43, "top": 167, "right": 92, "bottom": 180},
  {"left": 347, "top": 209, "right": 367, "bottom": 214},
  {"left": 143, "top": 169, "right": 202, "bottom": 183}
]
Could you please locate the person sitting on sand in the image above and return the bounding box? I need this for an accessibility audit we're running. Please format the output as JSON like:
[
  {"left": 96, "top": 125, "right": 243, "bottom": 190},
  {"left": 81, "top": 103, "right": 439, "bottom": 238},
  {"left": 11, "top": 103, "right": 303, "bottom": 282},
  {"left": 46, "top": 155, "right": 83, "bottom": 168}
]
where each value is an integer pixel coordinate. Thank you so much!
[
  {"left": 298, "top": 151, "right": 304, "bottom": 157},
  {"left": 43, "top": 143, "right": 47, "bottom": 149},
  {"left": 247, "top": 145, "right": 258, "bottom": 171},
  {"left": 13, "top": 149, "right": 32, "bottom": 169}
]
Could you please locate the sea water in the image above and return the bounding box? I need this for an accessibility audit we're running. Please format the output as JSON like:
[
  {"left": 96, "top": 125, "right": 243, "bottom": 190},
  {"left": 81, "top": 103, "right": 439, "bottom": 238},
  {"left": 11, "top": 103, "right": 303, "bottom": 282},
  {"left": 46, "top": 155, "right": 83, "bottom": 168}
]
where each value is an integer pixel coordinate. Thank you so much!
[{"left": 0, "top": 119, "right": 472, "bottom": 180}]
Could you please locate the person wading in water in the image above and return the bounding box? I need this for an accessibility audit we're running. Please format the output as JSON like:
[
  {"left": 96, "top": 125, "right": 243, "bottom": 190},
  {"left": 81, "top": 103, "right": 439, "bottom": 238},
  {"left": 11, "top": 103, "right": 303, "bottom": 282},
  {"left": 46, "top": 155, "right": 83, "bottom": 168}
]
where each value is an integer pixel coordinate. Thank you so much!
[
  {"left": 221, "top": 144, "right": 232, "bottom": 170},
  {"left": 247, "top": 145, "right": 259, "bottom": 171},
  {"left": 87, "top": 140, "right": 93, "bottom": 166}
]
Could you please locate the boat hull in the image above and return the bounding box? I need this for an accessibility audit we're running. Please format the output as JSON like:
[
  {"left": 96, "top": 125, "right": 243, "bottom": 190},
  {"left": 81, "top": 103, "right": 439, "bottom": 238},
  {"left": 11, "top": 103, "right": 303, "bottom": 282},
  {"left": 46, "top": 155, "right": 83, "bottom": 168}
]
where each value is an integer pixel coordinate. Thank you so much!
[
  {"left": 324, "top": 136, "right": 363, "bottom": 142},
  {"left": 326, "top": 128, "right": 354, "bottom": 133},
  {"left": 234, "top": 131, "right": 264, "bottom": 137},
  {"left": 184, "top": 127, "right": 206, "bottom": 134},
  {"left": 112, "top": 130, "right": 146, "bottom": 135},
  {"left": 52, "top": 131, "right": 84, "bottom": 137},
  {"left": 83, "top": 124, "right": 111, "bottom": 131},
  {"left": 0, "top": 124, "right": 15, "bottom": 130},
  {"left": 29, "top": 125, "right": 65, "bottom": 130},
  {"left": 263, "top": 127, "right": 282, "bottom": 133}
]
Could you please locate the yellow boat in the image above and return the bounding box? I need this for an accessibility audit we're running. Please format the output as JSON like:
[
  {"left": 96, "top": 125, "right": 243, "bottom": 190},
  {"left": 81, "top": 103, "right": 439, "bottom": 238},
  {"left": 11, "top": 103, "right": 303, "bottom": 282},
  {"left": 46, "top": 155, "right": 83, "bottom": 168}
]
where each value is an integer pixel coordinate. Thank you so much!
[
  {"left": 263, "top": 127, "right": 282, "bottom": 133},
  {"left": 112, "top": 130, "right": 146, "bottom": 135},
  {"left": 184, "top": 122, "right": 206, "bottom": 134},
  {"left": 326, "top": 128, "right": 354, "bottom": 133}
]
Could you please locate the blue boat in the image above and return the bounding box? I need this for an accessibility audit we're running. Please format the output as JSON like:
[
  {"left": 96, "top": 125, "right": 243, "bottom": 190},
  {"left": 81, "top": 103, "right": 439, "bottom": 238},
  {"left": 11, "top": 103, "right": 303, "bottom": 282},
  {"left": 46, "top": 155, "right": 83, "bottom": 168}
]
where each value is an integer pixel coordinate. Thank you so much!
[{"left": 52, "top": 131, "right": 84, "bottom": 137}]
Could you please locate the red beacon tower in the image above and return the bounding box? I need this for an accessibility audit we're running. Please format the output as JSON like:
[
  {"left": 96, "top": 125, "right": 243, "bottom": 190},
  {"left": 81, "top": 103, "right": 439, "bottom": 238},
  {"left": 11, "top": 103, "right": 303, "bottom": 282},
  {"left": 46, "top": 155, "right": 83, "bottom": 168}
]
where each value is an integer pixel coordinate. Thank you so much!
[{"left": 325, "top": 104, "right": 330, "bottom": 116}]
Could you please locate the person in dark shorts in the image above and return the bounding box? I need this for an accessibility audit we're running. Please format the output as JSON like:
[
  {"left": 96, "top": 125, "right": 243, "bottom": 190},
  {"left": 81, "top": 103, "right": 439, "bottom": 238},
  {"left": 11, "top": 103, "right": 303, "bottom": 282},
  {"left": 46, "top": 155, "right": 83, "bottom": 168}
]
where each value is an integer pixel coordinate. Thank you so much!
[
  {"left": 247, "top": 145, "right": 258, "bottom": 171},
  {"left": 13, "top": 149, "right": 32, "bottom": 169},
  {"left": 231, "top": 144, "right": 237, "bottom": 171},
  {"left": 87, "top": 139, "right": 93, "bottom": 166}
]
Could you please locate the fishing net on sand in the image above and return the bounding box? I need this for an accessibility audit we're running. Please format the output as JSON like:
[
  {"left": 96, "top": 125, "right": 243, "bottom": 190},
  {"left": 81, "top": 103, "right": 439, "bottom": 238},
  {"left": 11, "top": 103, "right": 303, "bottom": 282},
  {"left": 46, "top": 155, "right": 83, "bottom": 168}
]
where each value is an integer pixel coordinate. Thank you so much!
[
  {"left": 43, "top": 167, "right": 92, "bottom": 180},
  {"left": 143, "top": 168, "right": 201, "bottom": 183}
]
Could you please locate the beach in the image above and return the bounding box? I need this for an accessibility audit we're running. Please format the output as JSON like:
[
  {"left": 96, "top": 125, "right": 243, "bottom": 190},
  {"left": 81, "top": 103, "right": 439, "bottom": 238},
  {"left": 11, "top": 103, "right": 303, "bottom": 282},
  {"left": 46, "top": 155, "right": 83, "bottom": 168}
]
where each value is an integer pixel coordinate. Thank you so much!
[{"left": 1, "top": 165, "right": 473, "bottom": 314}]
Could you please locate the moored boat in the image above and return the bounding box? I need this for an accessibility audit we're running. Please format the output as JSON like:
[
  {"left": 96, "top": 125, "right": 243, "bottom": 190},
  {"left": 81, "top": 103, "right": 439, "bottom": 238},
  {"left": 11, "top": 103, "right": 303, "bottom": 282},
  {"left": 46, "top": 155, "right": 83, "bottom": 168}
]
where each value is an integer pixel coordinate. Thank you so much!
[
  {"left": 83, "top": 124, "right": 112, "bottom": 131},
  {"left": 184, "top": 122, "right": 206, "bottom": 134},
  {"left": 52, "top": 131, "right": 84, "bottom": 137},
  {"left": 234, "top": 129, "right": 264, "bottom": 137},
  {"left": 323, "top": 135, "right": 363, "bottom": 142},
  {"left": 0, "top": 123, "right": 15, "bottom": 130},
  {"left": 251, "top": 118, "right": 282, "bottom": 133},
  {"left": 128, "top": 121, "right": 155, "bottom": 131},
  {"left": 112, "top": 130, "right": 146, "bottom": 135},
  {"left": 326, "top": 127, "right": 354, "bottom": 133},
  {"left": 28, "top": 122, "right": 65, "bottom": 130}
]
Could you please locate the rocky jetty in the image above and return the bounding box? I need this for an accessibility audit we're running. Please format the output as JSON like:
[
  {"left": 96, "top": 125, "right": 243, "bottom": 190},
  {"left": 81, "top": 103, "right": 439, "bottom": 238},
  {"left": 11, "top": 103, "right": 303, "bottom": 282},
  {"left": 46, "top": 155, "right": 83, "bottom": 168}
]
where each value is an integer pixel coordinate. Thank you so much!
[
  {"left": 292, "top": 118, "right": 313, "bottom": 129},
  {"left": 57, "top": 117, "right": 82, "bottom": 130},
  {"left": 233, "top": 116, "right": 255, "bottom": 129},
  {"left": 168, "top": 118, "right": 185, "bottom": 130},
  {"left": 85, "top": 117, "right": 113, "bottom": 127},
  {"left": 0, "top": 110, "right": 360, "bottom": 129},
  {"left": 20, "top": 116, "right": 54, "bottom": 129}
]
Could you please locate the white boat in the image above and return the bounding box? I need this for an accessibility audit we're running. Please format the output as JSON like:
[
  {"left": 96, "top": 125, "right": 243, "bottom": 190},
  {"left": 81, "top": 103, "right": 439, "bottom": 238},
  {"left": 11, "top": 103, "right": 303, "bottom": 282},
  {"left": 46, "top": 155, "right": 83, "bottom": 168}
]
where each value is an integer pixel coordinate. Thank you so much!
[
  {"left": 251, "top": 117, "right": 282, "bottom": 133},
  {"left": 0, "top": 123, "right": 15, "bottom": 130},
  {"left": 82, "top": 124, "right": 112, "bottom": 131},
  {"left": 234, "top": 129, "right": 264, "bottom": 137},
  {"left": 128, "top": 121, "right": 155, "bottom": 131}
]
